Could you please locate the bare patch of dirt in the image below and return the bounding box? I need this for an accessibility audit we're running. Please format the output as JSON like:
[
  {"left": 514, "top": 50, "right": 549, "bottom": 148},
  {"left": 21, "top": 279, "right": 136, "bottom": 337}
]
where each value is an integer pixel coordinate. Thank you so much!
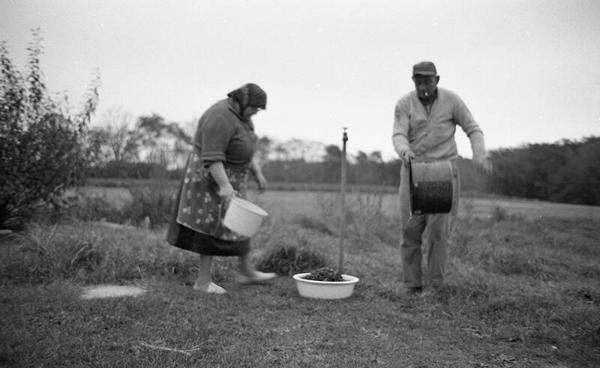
[{"left": 80, "top": 285, "right": 146, "bottom": 299}]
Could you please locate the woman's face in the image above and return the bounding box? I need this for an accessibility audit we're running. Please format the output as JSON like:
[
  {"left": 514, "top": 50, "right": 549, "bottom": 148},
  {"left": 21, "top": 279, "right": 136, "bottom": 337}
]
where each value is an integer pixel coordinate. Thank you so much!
[{"left": 243, "top": 106, "right": 260, "bottom": 119}]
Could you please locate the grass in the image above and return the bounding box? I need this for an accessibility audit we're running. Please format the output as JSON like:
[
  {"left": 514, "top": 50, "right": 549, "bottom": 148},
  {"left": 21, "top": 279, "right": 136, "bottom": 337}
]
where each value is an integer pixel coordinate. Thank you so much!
[
  {"left": 85, "top": 177, "right": 400, "bottom": 194},
  {"left": 1, "top": 188, "right": 600, "bottom": 367}
]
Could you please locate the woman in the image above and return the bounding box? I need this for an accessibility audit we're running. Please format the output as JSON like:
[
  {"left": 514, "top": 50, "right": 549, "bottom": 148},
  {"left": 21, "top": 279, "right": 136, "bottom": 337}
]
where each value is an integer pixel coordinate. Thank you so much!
[{"left": 167, "top": 83, "right": 276, "bottom": 294}]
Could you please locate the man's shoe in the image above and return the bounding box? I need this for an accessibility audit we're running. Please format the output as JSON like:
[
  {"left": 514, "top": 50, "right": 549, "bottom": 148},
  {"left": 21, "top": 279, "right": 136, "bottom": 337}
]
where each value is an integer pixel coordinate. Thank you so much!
[
  {"left": 431, "top": 283, "right": 444, "bottom": 292},
  {"left": 406, "top": 286, "right": 423, "bottom": 295}
]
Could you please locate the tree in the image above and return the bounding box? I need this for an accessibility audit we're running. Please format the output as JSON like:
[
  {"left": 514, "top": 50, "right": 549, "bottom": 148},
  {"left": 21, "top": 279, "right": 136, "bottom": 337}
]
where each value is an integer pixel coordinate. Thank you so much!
[
  {"left": 87, "top": 126, "right": 112, "bottom": 168},
  {"left": 273, "top": 143, "right": 290, "bottom": 161},
  {"left": 488, "top": 137, "right": 600, "bottom": 205},
  {"left": 321, "top": 145, "right": 342, "bottom": 183},
  {"left": 323, "top": 145, "right": 342, "bottom": 162},
  {"left": 256, "top": 136, "right": 272, "bottom": 165},
  {"left": 0, "top": 30, "right": 99, "bottom": 229},
  {"left": 136, "top": 114, "right": 191, "bottom": 169},
  {"left": 98, "top": 107, "right": 138, "bottom": 162},
  {"left": 549, "top": 137, "right": 600, "bottom": 205}
]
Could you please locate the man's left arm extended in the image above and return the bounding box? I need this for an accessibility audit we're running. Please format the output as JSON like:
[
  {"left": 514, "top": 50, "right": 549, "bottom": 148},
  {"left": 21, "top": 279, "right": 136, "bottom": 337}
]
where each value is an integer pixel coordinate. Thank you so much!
[
  {"left": 468, "top": 131, "right": 493, "bottom": 174},
  {"left": 454, "top": 96, "right": 493, "bottom": 174}
]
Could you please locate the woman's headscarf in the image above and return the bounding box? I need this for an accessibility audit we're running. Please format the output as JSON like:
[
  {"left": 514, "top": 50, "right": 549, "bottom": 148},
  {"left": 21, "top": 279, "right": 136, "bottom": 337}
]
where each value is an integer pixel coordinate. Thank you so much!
[{"left": 227, "top": 83, "right": 267, "bottom": 110}]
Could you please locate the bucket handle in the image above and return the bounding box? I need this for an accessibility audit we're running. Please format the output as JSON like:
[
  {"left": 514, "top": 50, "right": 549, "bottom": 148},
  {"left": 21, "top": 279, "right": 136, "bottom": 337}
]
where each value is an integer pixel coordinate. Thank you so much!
[
  {"left": 216, "top": 190, "right": 240, "bottom": 229},
  {"left": 407, "top": 158, "right": 415, "bottom": 216}
]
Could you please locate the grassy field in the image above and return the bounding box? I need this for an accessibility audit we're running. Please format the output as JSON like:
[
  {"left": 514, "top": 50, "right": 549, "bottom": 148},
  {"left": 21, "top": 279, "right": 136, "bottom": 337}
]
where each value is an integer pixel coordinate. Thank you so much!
[
  {"left": 1, "top": 185, "right": 600, "bottom": 367},
  {"left": 71, "top": 184, "right": 600, "bottom": 220}
]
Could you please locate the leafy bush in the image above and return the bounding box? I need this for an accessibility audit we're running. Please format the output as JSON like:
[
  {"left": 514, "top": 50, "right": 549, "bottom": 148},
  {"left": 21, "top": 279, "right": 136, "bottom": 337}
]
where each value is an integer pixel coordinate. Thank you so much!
[
  {"left": 0, "top": 30, "right": 100, "bottom": 230},
  {"left": 89, "top": 161, "right": 169, "bottom": 179},
  {"left": 255, "top": 245, "right": 330, "bottom": 276},
  {"left": 41, "top": 186, "right": 175, "bottom": 230},
  {"left": 293, "top": 215, "right": 334, "bottom": 235},
  {"left": 120, "top": 187, "right": 174, "bottom": 229},
  {"left": 0, "top": 223, "right": 105, "bottom": 284},
  {"left": 0, "top": 221, "right": 206, "bottom": 286},
  {"left": 56, "top": 193, "right": 128, "bottom": 224},
  {"left": 317, "top": 191, "right": 399, "bottom": 247},
  {"left": 489, "top": 137, "right": 600, "bottom": 205},
  {"left": 303, "top": 267, "right": 343, "bottom": 281}
]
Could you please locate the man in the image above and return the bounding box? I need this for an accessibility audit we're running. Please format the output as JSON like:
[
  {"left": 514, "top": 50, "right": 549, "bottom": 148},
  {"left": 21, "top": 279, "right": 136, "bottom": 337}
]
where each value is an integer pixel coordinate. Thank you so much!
[{"left": 392, "top": 61, "right": 492, "bottom": 294}]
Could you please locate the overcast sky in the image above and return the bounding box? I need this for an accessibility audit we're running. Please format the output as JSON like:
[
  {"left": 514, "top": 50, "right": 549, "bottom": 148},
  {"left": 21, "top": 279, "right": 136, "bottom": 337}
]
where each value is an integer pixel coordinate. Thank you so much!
[{"left": 2, "top": 0, "right": 599, "bottom": 159}]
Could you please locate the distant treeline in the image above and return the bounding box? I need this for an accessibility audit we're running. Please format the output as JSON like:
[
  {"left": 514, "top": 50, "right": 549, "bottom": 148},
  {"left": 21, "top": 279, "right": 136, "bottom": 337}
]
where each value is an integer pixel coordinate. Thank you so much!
[
  {"left": 488, "top": 136, "right": 600, "bottom": 205},
  {"left": 88, "top": 136, "right": 600, "bottom": 206}
]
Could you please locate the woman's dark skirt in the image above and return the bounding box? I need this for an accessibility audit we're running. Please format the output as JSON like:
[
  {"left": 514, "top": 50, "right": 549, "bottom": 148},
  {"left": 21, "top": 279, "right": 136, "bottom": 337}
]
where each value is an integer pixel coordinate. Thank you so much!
[
  {"left": 166, "top": 172, "right": 250, "bottom": 257},
  {"left": 167, "top": 222, "right": 250, "bottom": 256}
]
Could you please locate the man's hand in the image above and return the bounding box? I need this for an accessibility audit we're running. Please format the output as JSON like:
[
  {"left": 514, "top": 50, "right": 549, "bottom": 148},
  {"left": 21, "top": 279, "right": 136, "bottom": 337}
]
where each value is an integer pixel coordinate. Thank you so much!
[
  {"left": 473, "top": 155, "right": 493, "bottom": 175},
  {"left": 400, "top": 150, "right": 415, "bottom": 167},
  {"left": 468, "top": 131, "right": 492, "bottom": 175}
]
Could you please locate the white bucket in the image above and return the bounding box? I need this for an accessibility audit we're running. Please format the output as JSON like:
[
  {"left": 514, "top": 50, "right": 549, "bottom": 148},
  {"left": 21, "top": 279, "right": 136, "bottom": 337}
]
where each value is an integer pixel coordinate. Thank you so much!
[{"left": 223, "top": 197, "right": 268, "bottom": 237}]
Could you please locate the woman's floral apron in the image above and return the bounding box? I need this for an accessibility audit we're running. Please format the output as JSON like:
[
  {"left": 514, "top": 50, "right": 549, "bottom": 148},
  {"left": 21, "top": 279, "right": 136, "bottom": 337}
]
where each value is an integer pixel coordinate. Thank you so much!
[{"left": 175, "top": 151, "right": 249, "bottom": 242}]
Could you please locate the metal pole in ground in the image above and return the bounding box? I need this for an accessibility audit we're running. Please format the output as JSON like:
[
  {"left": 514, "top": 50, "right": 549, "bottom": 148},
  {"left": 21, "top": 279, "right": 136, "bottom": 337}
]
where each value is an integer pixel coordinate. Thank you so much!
[{"left": 338, "top": 128, "right": 348, "bottom": 274}]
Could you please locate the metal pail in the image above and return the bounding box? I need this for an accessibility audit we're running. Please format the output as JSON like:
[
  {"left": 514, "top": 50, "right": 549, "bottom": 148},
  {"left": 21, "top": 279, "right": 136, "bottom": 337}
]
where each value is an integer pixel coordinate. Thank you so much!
[{"left": 409, "top": 161, "right": 454, "bottom": 215}]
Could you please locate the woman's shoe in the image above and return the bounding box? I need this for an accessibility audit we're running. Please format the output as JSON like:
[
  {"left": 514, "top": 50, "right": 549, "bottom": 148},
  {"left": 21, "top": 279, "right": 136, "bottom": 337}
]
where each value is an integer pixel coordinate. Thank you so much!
[
  {"left": 193, "top": 282, "right": 226, "bottom": 294},
  {"left": 236, "top": 271, "right": 277, "bottom": 284}
]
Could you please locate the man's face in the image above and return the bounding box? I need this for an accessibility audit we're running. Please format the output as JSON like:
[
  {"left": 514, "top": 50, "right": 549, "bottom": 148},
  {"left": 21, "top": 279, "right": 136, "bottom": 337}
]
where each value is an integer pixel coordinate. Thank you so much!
[{"left": 412, "top": 75, "right": 439, "bottom": 99}]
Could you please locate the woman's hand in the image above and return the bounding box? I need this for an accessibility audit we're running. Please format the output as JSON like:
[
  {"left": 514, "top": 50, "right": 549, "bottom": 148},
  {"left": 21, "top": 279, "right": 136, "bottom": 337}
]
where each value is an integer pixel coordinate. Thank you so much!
[
  {"left": 250, "top": 158, "right": 267, "bottom": 193},
  {"left": 209, "top": 162, "right": 235, "bottom": 199},
  {"left": 218, "top": 183, "right": 235, "bottom": 200},
  {"left": 255, "top": 173, "right": 268, "bottom": 193}
]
